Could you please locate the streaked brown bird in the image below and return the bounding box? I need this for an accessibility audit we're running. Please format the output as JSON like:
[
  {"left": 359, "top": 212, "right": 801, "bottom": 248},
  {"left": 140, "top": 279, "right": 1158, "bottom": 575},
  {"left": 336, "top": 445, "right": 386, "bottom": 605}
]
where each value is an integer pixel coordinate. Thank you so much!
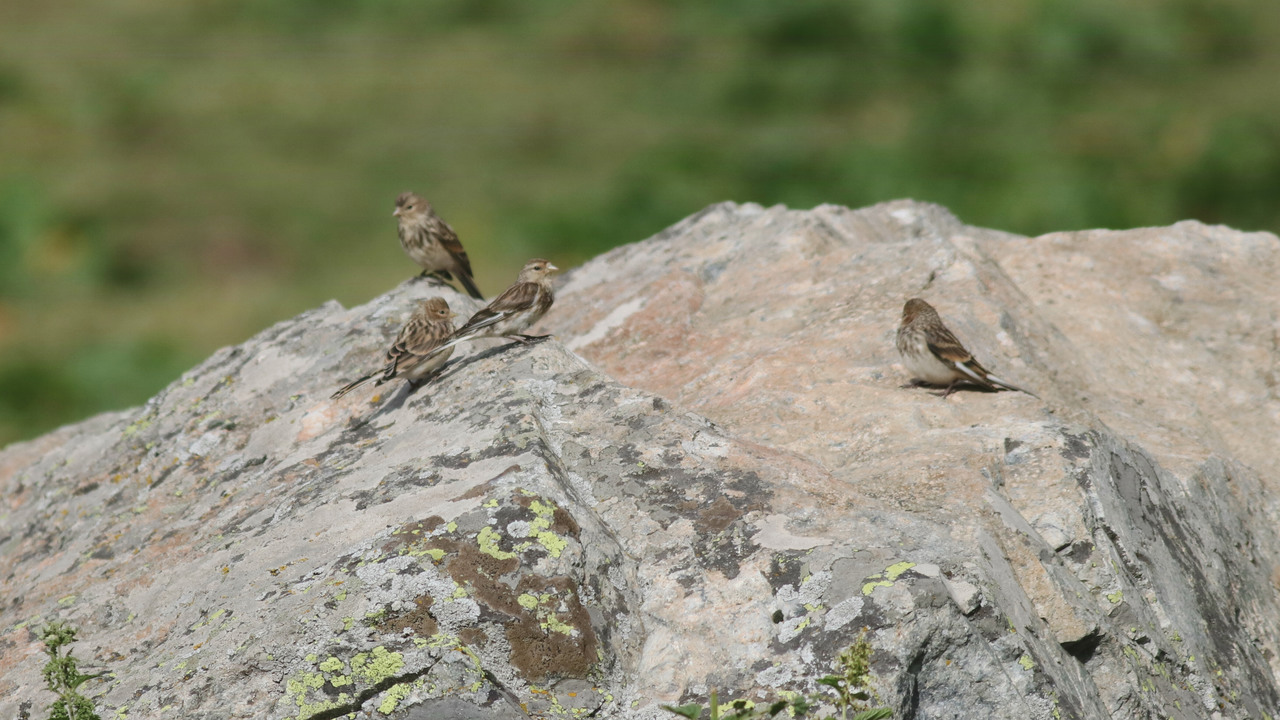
[
  {"left": 428, "top": 258, "right": 559, "bottom": 357},
  {"left": 896, "top": 298, "right": 1039, "bottom": 399},
  {"left": 394, "top": 192, "right": 484, "bottom": 299},
  {"left": 332, "top": 297, "right": 458, "bottom": 399}
]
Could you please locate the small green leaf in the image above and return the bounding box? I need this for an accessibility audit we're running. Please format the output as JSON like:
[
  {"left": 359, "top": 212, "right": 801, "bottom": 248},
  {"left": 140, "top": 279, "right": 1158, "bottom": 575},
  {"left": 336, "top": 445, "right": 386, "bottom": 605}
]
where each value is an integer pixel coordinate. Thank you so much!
[
  {"left": 851, "top": 708, "right": 893, "bottom": 720},
  {"left": 816, "top": 676, "right": 843, "bottom": 689},
  {"left": 661, "top": 703, "right": 705, "bottom": 720},
  {"left": 69, "top": 671, "right": 107, "bottom": 690}
]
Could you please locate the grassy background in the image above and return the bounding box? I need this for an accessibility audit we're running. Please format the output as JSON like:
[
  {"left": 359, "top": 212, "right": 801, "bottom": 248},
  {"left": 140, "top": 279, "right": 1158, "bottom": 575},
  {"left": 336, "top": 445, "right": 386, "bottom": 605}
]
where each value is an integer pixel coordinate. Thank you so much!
[{"left": 2, "top": 0, "right": 1279, "bottom": 446}]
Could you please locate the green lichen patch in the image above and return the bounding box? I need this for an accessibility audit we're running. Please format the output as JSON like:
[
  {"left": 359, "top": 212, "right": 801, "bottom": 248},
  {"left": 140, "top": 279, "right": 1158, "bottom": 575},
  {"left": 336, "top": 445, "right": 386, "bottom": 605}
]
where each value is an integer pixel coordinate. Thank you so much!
[
  {"left": 884, "top": 561, "right": 916, "bottom": 580},
  {"left": 317, "top": 656, "right": 345, "bottom": 673},
  {"left": 122, "top": 414, "right": 155, "bottom": 438},
  {"left": 283, "top": 646, "right": 411, "bottom": 719},
  {"left": 351, "top": 646, "right": 405, "bottom": 684},
  {"left": 516, "top": 494, "right": 581, "bottom": 539},
  {"left": 862, "top": 560, "right": 917, "bottom": 595},
  {"left": 478, "top": 525, "right": 519, "bottom": 560},
  {"left": 861, "top": 580, "right": 892, "bottom": 596},
  {"left": 377, "top": 681, "right": 412, "bottom": 714}
]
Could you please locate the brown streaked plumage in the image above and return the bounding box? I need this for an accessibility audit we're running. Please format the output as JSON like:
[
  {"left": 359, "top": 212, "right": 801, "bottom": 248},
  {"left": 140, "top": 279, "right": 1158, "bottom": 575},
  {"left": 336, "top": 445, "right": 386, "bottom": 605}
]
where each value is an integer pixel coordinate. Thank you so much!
[
  {"left": 394, "top": 192, "right": 484, "bottom": 299},
  {"left": 331, "top": 297, "right": 458, "bottom": 399},
  {"left": 428, "top": 258, "right": 559, "bottom": 357},
  {"left": 895, "top": 298, "right": 1038, "bottom": 399}
]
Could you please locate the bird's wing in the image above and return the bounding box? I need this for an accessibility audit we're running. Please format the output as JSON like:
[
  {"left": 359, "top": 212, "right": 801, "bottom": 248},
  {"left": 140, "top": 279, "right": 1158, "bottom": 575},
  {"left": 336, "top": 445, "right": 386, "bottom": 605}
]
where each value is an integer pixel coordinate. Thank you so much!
[
  {"left": 429, "top": 215, "right": 475, "bottom": 277},
  {"left": 386, "top": 317, "right": 453, "bottom": 372},
  {"left": 925, "top": 326, "right": 975, "bottom": 365},
  {"left": 385, "top": 316, "right": 429, "bottom": 363},
  {"left": 456, "top": 282, "right": 539, "bottom": 336},
  {"left": 927, "top": 328, "right": 1002, "bottom": 390}
]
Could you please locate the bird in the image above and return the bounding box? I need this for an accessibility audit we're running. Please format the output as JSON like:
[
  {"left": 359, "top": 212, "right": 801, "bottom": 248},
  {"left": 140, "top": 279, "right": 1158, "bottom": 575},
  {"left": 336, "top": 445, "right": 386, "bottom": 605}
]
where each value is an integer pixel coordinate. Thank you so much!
[
  {"left": 393, "top": 191, "right": 484, "bottom": 299},
  {"left": 427, "top": 258, "right": 559, "bottom": 357},
  {"left": 896, "top": 298, "right": 1039, "bottom": 399},
  {"left": 331, "top": 297, "right": 458, "bottom": 399}
]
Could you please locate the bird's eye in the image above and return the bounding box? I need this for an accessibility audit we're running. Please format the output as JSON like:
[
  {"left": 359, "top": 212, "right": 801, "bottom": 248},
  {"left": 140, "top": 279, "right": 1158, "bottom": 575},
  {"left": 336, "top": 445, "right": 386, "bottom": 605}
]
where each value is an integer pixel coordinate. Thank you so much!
[{"left": 407, "top": 205, "right": 415, "bottom": 210}]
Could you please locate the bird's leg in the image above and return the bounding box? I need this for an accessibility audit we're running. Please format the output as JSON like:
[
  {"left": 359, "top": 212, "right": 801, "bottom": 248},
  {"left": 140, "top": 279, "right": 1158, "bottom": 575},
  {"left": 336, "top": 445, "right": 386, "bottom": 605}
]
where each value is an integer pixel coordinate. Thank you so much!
[
  {"left": 415, "top": 270, "right": 452, "bottom": 284},
  {"left": 940, "top": 380, "right": 960, "bottom": 399}
]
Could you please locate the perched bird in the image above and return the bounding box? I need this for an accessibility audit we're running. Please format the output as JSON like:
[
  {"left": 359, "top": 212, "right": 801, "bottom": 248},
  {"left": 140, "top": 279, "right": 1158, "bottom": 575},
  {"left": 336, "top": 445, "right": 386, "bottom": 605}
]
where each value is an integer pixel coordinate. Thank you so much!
[
  {"left": 429, "top": 258, "right": 559, "bottom": 356},
  {"left": 332, "top": 297, "right": 458, "bottom": 399},
  {"left": 896, "top": 298, "right": 1039, "bottom": 399},
  {"left": 394, "top": 192, "right": 484, "bottom": 299}
]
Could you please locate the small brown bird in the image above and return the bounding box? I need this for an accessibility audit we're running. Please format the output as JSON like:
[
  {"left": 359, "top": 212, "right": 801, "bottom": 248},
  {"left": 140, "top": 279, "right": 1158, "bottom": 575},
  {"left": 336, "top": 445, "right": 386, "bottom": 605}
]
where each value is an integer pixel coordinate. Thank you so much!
[
  {"left": 428, "top": 258, "right": 559, "bottom": 356},
  {"left": 394, "top": 192, "right": 484, "bottom": 299},
  {"left": 332, "top": 297, "right": 458, "bottom": 399},
  {"left": 896, "top": 298, "right": 1038, "bottom": 399}
]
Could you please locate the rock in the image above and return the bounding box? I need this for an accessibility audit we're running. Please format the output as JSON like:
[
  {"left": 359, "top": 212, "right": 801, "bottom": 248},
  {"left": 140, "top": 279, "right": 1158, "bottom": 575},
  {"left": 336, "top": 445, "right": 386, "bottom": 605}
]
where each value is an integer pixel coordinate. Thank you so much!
[
  {"left": 942, "top": 577, "right": 981, "bottom": 616},
  {"left": 2, "top": 200, "right": 1279, "bottom": 719}
]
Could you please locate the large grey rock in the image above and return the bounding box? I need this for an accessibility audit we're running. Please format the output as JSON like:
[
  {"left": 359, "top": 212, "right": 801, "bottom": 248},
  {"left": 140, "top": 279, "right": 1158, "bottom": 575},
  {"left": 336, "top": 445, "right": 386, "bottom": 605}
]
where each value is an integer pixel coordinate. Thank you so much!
[{"left": 2, "top": 201, "right": 1278, "bottom": 719}]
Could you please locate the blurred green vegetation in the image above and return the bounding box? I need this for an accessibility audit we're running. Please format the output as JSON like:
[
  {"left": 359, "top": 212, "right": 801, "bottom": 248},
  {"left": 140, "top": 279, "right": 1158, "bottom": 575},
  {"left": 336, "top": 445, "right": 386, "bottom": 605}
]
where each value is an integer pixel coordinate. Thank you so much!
[{"left": 1, "top": 0, "right": 1278, "bottom": 446}]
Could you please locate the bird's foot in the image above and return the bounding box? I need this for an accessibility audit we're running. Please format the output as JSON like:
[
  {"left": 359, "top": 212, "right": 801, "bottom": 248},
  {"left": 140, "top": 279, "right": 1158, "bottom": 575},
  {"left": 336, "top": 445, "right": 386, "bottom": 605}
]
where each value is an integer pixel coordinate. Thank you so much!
[{"left": 415, "top": 270, "right": 451, "bottom": 285}]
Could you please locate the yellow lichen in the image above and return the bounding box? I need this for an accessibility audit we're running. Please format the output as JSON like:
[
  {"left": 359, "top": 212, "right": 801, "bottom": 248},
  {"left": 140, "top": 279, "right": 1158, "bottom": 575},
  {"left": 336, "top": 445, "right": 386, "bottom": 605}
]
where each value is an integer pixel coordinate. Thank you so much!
[
  {"left": 351, "top": 646, "right": 404, "bottom": 684},
  {"left": 861, "top": 580, "right": 892, "bottom": 596},
  {"left": 378, "top": 683, "right": 411, "bottom": 714},
  {"left": 884, "top": 561, "right": 916, "bottom": 580},
  {"left": 478, "top": 526, "right": 517, "bottom": 560}
]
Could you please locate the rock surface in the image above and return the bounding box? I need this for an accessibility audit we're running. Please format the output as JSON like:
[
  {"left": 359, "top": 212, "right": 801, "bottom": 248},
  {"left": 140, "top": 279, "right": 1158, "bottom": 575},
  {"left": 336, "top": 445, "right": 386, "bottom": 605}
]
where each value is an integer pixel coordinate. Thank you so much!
[{"left": 2, "top": 200, "right": 1278, "bottom": 719}]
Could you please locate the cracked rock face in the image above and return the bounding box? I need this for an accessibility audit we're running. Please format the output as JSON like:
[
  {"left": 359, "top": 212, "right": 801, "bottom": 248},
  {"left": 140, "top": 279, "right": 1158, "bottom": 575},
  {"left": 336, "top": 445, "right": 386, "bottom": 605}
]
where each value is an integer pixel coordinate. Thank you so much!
[{"left": 2, "top": 200, "right": 1279, "bottom": 719}]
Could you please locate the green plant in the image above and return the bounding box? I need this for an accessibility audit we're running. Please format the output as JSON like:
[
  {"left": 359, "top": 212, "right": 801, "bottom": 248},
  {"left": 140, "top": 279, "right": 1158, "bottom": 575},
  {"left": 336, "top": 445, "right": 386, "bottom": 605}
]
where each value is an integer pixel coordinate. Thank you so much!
[
  {"left": 662, "top": 634, "right": 892, "bottom": 720},
  {"left": 815, "top": 637, "right": 890, "bottom": 720},
  {"left": 38, "top": 622, "right": 105, "bottom": 720}
]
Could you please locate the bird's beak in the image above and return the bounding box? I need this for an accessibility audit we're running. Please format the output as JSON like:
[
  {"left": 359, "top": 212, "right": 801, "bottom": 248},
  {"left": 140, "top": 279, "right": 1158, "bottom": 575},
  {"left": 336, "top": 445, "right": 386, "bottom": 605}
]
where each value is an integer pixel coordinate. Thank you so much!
[
  {"left": 392, "top": 209, "right": 400, "bottom": 217},
  {"left": 547, "top": 263, "right": 560, "bottom": 272}
]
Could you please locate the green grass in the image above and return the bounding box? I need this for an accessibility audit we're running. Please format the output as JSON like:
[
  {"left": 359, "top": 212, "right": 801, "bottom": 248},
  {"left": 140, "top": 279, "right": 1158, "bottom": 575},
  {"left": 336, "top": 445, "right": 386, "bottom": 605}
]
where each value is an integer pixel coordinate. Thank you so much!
[{"left": 2, "top": 0, "right": 1279, "bottom": 445}]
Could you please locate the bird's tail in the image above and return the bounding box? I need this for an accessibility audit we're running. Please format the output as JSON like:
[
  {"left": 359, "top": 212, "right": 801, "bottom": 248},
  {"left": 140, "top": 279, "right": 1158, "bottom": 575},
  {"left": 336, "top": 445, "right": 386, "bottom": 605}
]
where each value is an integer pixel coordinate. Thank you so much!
[
  {"left": 458, "top": 272, "right": 484, "bottom": 300},
  {"left": 331, "top": 372, "right": 376, "bottom": 399},
  {"left": 986, "top": 373, "right": 1040, "bottom": 399}
]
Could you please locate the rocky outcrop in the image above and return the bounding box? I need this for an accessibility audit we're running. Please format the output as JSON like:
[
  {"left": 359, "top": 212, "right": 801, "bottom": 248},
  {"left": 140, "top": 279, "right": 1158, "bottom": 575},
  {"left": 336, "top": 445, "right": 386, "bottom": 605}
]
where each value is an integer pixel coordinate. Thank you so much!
[{"left": 2, "top": 201, "right": 1278, "bottom": 719}]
